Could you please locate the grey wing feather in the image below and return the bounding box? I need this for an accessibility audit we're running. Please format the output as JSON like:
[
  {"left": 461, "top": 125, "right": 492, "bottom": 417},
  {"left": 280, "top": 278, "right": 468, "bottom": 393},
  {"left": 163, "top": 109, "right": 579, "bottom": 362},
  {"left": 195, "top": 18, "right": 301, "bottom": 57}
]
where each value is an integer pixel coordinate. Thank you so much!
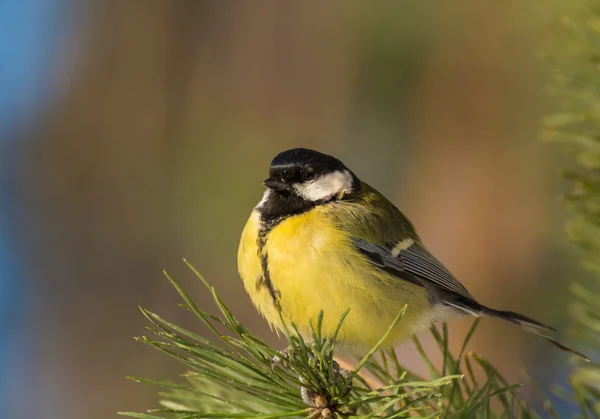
[{"left": 353, "top": 237, "right": 476, "bottom": 302}]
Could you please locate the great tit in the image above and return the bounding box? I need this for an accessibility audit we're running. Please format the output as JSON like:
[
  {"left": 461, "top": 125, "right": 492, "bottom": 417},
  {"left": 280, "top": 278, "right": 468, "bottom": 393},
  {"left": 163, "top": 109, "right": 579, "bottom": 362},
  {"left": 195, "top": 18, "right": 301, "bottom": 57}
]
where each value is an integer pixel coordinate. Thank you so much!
[{"left": 238, "top": 148, "right": 586, "bottom": 359}]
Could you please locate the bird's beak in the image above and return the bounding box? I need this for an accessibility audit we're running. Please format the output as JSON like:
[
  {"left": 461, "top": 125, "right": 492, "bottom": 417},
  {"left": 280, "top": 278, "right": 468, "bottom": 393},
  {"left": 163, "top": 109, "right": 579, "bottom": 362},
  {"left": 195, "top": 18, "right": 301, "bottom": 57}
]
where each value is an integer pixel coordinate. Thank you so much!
[{"left": 264, "top": 177, "right": 289, "bottom": 192}]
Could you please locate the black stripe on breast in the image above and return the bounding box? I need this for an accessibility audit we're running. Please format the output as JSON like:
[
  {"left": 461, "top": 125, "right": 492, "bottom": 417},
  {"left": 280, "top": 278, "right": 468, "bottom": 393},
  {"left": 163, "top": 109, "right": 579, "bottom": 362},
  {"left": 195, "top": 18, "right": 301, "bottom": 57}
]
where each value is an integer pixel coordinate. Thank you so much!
[{"left": 256, "top": 216, "right": 285, "bottom": 307}]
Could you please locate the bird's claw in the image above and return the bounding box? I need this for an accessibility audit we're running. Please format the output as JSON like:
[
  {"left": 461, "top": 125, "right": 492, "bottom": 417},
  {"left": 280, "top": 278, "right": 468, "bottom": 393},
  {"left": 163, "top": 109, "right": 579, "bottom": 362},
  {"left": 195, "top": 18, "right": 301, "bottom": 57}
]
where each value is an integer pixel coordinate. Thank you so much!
[{"left": 271, "top": 348, "right": 289, "bottom": 370}]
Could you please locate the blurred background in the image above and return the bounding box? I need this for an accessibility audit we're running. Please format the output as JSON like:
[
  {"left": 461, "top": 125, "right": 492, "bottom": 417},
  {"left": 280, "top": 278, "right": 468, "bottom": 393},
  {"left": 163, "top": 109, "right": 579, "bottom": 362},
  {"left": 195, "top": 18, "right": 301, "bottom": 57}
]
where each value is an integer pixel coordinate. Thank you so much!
[{"left": 0, "top": 1, "right": 585, "bottom": 418}]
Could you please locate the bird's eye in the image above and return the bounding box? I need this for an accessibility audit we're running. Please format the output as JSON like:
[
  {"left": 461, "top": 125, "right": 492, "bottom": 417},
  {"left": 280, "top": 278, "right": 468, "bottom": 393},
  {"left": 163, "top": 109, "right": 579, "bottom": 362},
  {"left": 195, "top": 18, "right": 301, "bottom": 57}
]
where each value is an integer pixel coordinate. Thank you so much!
[{"left": 302, "top": 171, "right": 315, "bottom": 181}]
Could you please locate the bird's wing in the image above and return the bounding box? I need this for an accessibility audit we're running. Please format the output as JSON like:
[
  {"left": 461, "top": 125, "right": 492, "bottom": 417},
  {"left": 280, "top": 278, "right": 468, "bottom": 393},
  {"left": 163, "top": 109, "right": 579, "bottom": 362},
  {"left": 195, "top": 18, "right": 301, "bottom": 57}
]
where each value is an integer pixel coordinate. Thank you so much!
[
  {"left": 353, "top": 236, "right": 592, "bottom": 361},
  {"left": 352, "top": 237, "right": 476, "bottom": 302}
]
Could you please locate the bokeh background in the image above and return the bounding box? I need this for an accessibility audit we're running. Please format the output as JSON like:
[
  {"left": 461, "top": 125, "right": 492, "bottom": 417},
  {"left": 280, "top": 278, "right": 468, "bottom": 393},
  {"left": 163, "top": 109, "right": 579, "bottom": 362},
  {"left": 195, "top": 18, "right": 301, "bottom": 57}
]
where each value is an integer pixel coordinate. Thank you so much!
[{"left": 0, "top": 1, "right": 585, "bottom": 418}]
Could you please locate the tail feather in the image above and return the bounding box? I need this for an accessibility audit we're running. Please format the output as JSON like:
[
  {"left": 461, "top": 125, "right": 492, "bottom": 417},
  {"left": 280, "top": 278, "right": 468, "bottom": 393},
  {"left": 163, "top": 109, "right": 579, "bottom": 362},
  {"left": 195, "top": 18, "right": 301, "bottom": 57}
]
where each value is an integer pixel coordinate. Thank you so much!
[{"left": 481, "top": 306, "right": 590, "bottom": 362}]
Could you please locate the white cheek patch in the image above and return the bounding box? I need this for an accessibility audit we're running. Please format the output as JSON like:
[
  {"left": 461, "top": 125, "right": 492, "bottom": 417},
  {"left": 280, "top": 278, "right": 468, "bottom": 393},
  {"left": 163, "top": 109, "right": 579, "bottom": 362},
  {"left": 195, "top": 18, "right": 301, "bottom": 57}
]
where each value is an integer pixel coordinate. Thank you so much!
[
  {"left": 293, "top": 170, "right": 353, "bottom": 201},
  {"left": 255, "top": 189, "right": 272, "bottom": 209}
]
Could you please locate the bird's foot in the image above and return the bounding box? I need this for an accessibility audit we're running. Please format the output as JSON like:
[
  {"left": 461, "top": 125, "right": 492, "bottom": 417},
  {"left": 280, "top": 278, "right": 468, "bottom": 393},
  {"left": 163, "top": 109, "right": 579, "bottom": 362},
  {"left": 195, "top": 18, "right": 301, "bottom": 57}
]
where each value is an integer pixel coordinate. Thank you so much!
[
  {"left": 270, "top": 348, "right": 289, "bottom": 370},
  {"left": 270, "top": 342, "right": 318, "bottom": 370}
]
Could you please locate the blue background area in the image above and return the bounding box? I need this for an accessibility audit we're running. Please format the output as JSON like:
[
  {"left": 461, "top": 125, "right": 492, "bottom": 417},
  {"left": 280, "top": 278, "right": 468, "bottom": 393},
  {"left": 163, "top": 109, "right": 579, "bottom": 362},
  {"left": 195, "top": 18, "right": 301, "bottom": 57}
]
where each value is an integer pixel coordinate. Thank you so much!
[{"left": 0, "top": 1, "right": 64, "bottom": 417}]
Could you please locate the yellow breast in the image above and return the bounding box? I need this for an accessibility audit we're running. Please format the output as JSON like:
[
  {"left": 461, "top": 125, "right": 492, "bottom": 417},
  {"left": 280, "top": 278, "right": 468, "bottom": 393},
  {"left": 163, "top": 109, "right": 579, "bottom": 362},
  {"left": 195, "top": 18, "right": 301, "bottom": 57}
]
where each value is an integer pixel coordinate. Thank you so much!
[{"left": 237, "top": 207, "right": 432, "bottom": 347}]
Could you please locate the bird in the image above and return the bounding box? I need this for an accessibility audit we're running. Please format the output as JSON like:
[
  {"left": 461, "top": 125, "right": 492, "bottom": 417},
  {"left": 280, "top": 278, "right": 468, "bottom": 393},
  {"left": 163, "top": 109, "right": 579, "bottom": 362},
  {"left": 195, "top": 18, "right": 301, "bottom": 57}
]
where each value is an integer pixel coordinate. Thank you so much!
[{"left": 237, "top": 147, "right": 587, "bottom": 360}]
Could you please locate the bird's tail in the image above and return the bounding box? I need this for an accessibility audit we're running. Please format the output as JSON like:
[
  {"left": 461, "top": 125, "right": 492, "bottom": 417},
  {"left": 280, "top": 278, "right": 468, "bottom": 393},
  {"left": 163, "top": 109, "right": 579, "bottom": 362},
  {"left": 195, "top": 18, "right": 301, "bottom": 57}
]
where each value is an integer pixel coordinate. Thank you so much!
[{"left": 481, "top": 306, "right": 590, "bottom": 361}]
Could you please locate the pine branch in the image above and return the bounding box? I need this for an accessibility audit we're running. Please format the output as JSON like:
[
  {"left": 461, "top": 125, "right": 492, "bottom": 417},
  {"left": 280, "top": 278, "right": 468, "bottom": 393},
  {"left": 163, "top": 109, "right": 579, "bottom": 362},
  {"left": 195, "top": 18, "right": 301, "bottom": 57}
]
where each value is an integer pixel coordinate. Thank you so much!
[{"left": 119, "top": 261, "right": 535, "bottom": 419}]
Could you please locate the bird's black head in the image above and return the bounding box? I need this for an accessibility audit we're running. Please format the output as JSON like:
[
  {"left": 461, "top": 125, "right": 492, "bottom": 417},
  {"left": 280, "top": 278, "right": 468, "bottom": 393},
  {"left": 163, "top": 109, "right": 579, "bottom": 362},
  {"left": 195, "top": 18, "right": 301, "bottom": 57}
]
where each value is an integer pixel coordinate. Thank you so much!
[{"left": 257, "top": 148, "right": 358, "bottom": 221}]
